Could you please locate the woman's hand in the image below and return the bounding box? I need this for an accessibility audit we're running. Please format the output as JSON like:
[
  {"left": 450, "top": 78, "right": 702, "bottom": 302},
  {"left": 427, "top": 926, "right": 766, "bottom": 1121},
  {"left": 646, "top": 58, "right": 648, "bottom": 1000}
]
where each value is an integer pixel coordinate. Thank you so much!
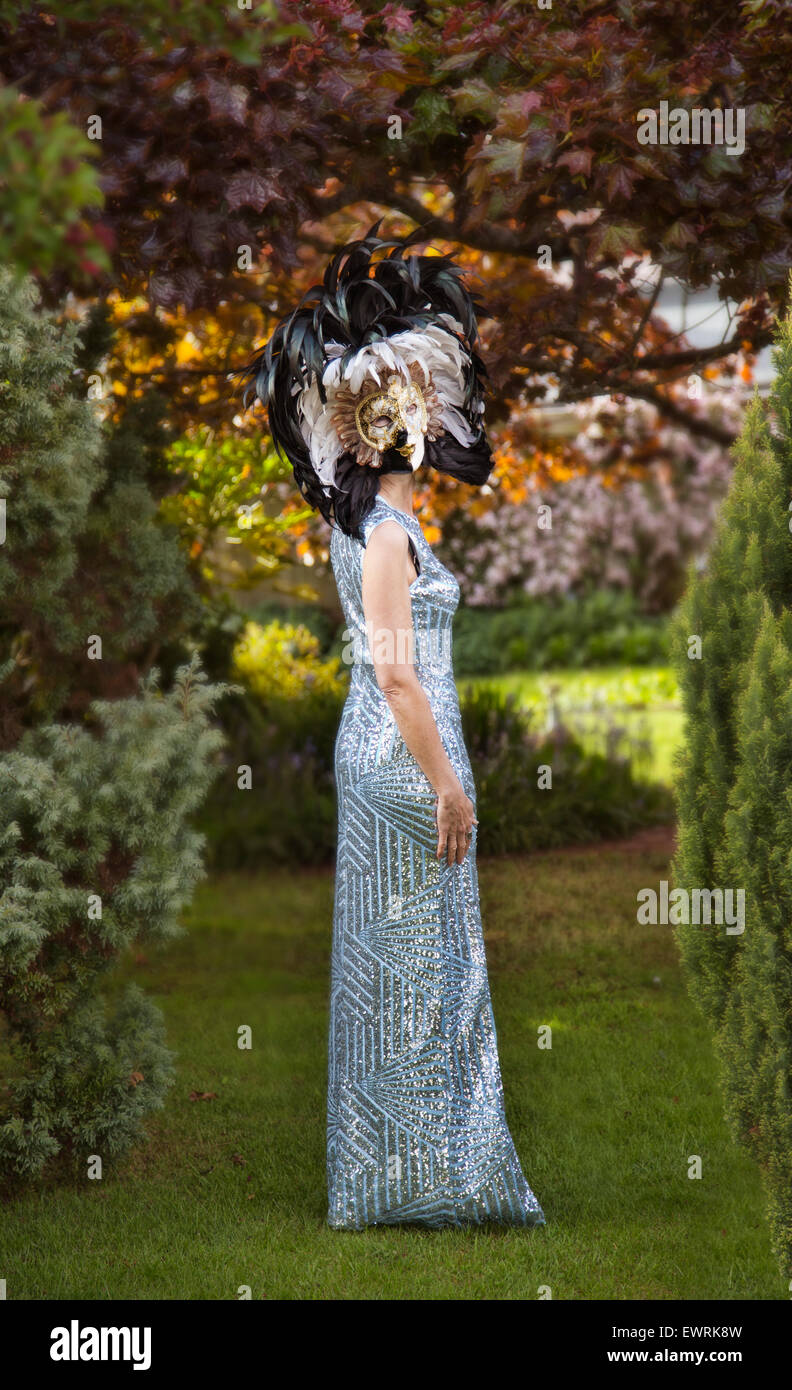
[{"left": 435, "top": 780, "right": 478, "bottom": 866}]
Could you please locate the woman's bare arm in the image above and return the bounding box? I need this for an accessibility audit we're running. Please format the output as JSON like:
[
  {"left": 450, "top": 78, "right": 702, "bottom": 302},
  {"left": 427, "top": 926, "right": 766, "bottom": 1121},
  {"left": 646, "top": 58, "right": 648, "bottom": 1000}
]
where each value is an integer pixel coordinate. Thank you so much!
[{"left": 361, "top": 520, "right": 476, "bottom": 865}]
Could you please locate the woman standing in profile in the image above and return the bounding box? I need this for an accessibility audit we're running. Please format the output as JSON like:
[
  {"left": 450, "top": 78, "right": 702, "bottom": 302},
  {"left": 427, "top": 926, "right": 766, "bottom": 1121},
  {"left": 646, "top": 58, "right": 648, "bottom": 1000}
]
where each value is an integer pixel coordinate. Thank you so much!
[{"left": 240, "top": 225, "right": 545, "bottom": 1231}]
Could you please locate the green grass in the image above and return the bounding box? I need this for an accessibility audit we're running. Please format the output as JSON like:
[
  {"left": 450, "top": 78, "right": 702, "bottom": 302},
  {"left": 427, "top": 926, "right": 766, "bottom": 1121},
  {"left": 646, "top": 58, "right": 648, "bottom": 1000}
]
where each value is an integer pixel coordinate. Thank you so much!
[
  {"left": 0, "top": 838, "right": 782, "bottom": 1300},
  {"left": 462, "top": 665, "right": 684, "bottom": 786}
]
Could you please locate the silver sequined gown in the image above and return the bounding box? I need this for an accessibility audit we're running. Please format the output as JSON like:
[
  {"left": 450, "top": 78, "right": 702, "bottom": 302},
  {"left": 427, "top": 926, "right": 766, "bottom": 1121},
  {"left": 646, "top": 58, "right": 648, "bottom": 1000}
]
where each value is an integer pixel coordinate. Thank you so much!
[{"left": 327, "top": 494, "right": 545, "bottom": 1229}]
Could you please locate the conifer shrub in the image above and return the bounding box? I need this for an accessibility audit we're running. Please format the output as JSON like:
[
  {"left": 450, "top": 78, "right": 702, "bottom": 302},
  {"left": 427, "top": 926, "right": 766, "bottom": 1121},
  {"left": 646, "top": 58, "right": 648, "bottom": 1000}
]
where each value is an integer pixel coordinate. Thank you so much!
[
  {"left": 672, "top": 291, "right": 792, "bottom": 1276},
  {"left": 0, "top": 269, "right": 225, "bottom": 1180}
]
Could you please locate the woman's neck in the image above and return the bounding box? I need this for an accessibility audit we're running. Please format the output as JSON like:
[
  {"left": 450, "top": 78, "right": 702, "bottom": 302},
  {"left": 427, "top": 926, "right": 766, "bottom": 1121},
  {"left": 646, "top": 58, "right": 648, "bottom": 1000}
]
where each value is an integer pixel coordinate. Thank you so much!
[{"left": 377, "top": 473, "right": 415, "bottom": 516}]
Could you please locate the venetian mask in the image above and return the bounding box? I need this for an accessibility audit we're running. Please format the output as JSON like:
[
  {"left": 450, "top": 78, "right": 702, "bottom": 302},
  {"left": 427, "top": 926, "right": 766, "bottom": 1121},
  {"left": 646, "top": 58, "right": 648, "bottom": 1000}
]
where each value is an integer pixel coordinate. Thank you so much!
[{"left": 355, "top": 375, "right": 429, "bottom": 469}]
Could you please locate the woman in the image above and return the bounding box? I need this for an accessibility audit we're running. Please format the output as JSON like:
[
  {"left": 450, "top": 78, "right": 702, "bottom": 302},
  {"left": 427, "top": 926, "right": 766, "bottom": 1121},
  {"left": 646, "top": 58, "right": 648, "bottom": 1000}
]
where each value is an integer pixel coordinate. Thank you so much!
[{"left": 239, "top": 226, "right": 545, "bottom": 1230}]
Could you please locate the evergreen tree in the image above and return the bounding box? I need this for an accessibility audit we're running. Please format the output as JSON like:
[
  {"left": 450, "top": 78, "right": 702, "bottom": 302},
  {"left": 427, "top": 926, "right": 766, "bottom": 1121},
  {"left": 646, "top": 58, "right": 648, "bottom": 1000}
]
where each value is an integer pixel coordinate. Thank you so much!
[
  {"left": 0, "top": 268, "right": 226, "bottom": 1179},
  {"left": 673, "top": 289, "right": 792, "bottom": 1275}
]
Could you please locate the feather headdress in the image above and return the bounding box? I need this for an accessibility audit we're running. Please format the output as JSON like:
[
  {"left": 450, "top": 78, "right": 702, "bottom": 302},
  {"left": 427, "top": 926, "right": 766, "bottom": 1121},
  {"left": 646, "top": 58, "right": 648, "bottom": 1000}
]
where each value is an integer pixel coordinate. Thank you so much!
[{"left": 235, "top": 223, "right": 493, "bottom": 537}]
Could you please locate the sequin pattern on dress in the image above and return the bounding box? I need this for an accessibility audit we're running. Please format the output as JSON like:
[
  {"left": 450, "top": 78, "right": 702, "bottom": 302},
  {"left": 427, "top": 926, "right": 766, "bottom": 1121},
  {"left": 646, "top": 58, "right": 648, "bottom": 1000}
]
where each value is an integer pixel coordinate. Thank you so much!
[{"left": 327, "top": 494, "right": 545, "bottom": 1229}]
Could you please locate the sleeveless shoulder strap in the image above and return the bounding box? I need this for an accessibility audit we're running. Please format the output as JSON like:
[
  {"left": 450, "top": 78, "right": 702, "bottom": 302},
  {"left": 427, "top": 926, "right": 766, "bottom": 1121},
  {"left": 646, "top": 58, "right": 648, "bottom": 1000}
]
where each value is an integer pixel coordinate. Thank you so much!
[{"left": 360, "top": 501, "right": 422, "bottom": 576}]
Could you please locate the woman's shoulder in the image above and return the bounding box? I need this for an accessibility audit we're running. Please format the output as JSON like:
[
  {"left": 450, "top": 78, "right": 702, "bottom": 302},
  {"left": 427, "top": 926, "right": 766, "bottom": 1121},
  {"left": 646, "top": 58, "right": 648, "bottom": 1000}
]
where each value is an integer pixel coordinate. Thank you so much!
[
  {"left": 329, "top": 497, "right": 402, "bottom": 548},
  {"left": 361, "top": 496, "right": 424, "bottom": 545},
  {"left": 331, "top": 499, "right": 424, "bottom": 565}
]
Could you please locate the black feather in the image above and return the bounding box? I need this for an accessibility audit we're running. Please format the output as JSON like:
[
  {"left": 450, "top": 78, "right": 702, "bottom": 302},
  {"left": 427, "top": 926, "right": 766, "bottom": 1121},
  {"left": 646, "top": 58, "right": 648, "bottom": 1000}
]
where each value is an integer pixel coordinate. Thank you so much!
[{"left": 232, "top": 227, "right": 493, "bottom": 535}]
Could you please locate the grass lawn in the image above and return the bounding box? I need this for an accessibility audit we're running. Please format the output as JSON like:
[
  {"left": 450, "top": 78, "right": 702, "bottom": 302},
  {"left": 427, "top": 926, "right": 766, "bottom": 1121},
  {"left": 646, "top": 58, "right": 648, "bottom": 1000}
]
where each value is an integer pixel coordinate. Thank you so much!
[
  {"left": 461, "top": 666, "right": 683, "bottom": 786},
  {"left": 0, "top": 832, "right": 782, "bottom": 1301}
]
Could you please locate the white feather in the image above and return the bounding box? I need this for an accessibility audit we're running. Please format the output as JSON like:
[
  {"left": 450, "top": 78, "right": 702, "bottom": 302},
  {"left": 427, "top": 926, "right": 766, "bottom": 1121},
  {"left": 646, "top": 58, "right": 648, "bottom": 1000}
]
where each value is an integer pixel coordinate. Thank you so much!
[{"left": 440, "top": 406, "right": 477, "bottom": 446}]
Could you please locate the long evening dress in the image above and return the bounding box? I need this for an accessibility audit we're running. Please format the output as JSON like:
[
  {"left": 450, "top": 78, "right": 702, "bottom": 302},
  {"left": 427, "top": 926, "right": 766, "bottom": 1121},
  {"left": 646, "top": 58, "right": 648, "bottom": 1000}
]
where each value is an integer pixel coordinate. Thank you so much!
[{"left": 327, "top": 494, "right": 545, "bottom": 1230}]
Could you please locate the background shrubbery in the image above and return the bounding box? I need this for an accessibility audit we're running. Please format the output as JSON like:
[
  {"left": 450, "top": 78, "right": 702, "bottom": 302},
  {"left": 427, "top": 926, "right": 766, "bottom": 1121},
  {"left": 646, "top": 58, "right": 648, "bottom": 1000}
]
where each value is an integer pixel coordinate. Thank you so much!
[
  {"left": 199, "top": 630, "right": 672, "bottom": 869},
  {"left": 262, "top": 587, "right": 670, "bottom": 676},
  {"left": 450, "top": 590, "right": 669, "bottom": 675},
  {"left": 0, "top": 271, "right": 226, "bottom": 1180}
]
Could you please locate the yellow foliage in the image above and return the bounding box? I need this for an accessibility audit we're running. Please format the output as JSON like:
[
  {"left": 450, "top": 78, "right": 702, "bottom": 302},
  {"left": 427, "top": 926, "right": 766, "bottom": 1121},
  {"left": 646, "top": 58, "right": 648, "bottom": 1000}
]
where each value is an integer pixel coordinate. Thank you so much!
[
  {"left": 175, "top": 334, "right": 200, "bottom": 364},
  {"left": 232, "top": 619, "right": 345, "bottom": 702}
]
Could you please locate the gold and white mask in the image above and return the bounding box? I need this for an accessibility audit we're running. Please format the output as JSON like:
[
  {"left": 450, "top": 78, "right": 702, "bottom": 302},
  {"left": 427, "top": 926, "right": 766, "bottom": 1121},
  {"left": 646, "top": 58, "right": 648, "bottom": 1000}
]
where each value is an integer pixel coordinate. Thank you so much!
[
  {"left": 326, "top": 361, "right": 446, "bottom": 475},
  {"left": 355, "top": 376, "right": 429, "bottom": 468},
  {"left": 297, "top": 322, "right": 480, "bottom": 494}
]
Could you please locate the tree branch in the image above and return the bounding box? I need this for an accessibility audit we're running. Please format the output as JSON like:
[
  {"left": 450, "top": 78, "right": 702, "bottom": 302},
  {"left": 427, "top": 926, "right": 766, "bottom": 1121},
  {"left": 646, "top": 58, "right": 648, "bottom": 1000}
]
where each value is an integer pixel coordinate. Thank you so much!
[{"left": 558, "top": 381, "right": 738, "bottom": 447}]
